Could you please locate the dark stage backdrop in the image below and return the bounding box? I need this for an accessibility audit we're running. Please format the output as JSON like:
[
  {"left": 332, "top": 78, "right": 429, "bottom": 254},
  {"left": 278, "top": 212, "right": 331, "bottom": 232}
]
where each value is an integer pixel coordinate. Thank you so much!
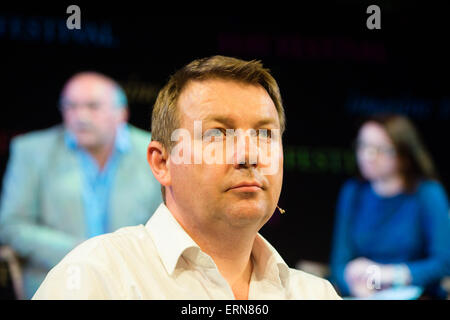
[{"left": 1, "top": 3, "right": 449, "bottom": 267}]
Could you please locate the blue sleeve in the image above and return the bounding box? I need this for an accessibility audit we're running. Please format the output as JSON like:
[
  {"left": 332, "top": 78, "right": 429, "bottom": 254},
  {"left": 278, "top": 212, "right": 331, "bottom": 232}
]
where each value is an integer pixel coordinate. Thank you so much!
[
  {"left": 329, "top": 179, "right": 359, "bottom": 296},
  {"left": 405, "top": 181, "right": 450, "bottom": 287}
]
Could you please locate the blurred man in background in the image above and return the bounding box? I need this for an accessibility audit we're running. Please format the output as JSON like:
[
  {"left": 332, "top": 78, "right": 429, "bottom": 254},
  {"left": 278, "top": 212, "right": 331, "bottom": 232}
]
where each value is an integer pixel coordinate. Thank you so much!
[{"left": 0, "top": 72, "right": 162, "bottom": 299}]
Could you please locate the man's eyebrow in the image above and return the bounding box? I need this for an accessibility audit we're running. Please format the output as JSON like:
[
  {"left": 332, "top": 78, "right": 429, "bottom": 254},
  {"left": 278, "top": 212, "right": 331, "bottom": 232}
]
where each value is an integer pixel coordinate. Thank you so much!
[
  {"left": 253, "top": 118, "right": 279, "bottom": 128},
  {"left": 203, "top": 116, "right": 278, "bottom": 128},
  {"left": 203, "top": 116, "right": 235, "bottom": 127}
]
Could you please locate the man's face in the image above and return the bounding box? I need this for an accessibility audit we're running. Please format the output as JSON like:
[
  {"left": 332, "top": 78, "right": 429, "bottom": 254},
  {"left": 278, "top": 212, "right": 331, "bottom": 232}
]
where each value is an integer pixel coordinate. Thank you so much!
[
  {"left": 168, "top": 79, "right": 283, "bottom": 231},
  {"left": 61, "top": 74, "right": 126, "bottom": 151}
]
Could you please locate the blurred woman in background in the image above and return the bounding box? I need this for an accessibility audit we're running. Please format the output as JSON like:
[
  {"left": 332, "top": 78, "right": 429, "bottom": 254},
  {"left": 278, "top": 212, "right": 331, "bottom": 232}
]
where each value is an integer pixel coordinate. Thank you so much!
[{"left": 330, "top": 114, "right": 450, "bottom": 299}]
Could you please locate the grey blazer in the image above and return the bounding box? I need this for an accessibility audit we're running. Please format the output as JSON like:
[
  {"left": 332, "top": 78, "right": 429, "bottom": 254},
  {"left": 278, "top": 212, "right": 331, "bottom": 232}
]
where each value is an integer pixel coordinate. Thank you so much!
[{"left": 0, "top": 125, "right": 163, "bottom": 298}]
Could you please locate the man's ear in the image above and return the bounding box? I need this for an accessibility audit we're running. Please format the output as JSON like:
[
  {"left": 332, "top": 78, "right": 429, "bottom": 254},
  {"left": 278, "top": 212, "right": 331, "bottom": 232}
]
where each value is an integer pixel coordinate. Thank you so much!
[
  {"left": 119, "top": 107, "right": 129, "bottom": 123},
  {"left": 147, "top": 140, "right": 171, "bottom": 187}
]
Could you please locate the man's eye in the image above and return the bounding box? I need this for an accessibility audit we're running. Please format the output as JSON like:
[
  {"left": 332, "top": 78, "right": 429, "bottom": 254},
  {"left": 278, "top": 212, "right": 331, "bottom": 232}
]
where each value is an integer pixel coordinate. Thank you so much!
[
  {"left": 86, "top": 102, "right": 100, "bottom": 110},
  {"left": 61, "top": 102, "right": 75, "bottom": 110},
  {"left": 258, "top": 129, "right": 272, "bottom": 139},
  {"left": 204, "top": 128, "right": 225, "bottom": 139}
]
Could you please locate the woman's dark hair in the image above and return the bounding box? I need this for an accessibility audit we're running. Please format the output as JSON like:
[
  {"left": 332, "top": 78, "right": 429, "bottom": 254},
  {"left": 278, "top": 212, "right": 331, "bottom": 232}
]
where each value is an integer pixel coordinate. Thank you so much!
[{"left": 356, "top": 113, "right": 439, "bottom": 192}]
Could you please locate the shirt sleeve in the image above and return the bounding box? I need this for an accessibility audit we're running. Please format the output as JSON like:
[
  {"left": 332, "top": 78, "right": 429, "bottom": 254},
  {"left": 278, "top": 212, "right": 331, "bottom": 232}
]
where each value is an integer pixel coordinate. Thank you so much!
[
  {"left": 329, "top": 179, "right": 359, "bottom": 297},
  {"left": 32, "top": 240, "right": 122, "bottom": 299},
  {"left": 405, "top": 181, "right": 450, "bottom": 287}
]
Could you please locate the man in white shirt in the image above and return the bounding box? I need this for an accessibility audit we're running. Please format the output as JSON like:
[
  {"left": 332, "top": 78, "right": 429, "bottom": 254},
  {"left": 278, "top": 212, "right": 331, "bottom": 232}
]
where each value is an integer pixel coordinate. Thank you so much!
[{"left": 33, "top": 56, "right": 341, "bottom": 300}]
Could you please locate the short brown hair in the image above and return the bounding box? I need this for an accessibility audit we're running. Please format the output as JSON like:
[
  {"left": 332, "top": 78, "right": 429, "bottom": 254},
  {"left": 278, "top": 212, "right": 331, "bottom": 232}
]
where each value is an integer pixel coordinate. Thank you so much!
[{"left": 151, "top": 55, "right": 286, "bottom": 201}]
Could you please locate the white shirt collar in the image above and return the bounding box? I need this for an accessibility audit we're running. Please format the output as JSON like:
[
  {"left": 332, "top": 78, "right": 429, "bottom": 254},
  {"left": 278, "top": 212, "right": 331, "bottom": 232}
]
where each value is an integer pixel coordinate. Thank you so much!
[{"left": 146, "top": 203, "right": 290, "bottom": 287}]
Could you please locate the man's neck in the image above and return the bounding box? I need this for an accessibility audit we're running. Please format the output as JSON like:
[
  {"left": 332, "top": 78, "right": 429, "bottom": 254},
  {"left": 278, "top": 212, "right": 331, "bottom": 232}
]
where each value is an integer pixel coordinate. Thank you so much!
[
  {"left": 166, "top": 200, "right": 257, "bottom": 299},
  {"left": 86, "top": 142, "right": 115, "bottom": 170},
  {"left": 199, "top": 229, "right": 255, "bottom": 299}
]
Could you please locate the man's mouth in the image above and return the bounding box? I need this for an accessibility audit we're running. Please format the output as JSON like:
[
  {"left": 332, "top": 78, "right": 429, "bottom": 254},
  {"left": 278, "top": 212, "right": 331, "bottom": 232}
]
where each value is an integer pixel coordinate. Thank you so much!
[{"left": 227, "top": 181, "right": 263, "bottom": 192}]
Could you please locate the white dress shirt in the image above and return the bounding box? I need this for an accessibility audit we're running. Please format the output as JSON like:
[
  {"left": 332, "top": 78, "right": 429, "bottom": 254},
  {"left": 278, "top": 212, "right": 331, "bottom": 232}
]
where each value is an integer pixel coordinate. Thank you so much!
[{"left": 33, "top": 203, "right": 341, "bottom": 300}]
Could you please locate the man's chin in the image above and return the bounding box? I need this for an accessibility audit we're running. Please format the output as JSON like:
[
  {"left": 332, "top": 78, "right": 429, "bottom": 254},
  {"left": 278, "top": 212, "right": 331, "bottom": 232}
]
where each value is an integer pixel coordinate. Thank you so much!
[
  {"left": 224, "top": 200, "right": 271, "bottom": 226},
  {"left": 75, "top": 135, "right": 101, "bottom": 151}
]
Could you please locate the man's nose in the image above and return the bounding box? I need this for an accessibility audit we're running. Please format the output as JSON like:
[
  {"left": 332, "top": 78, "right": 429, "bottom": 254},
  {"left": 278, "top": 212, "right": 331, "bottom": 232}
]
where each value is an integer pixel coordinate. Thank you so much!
[{"left": 233, "top": 133, "right": 259, "bottom": 168}]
